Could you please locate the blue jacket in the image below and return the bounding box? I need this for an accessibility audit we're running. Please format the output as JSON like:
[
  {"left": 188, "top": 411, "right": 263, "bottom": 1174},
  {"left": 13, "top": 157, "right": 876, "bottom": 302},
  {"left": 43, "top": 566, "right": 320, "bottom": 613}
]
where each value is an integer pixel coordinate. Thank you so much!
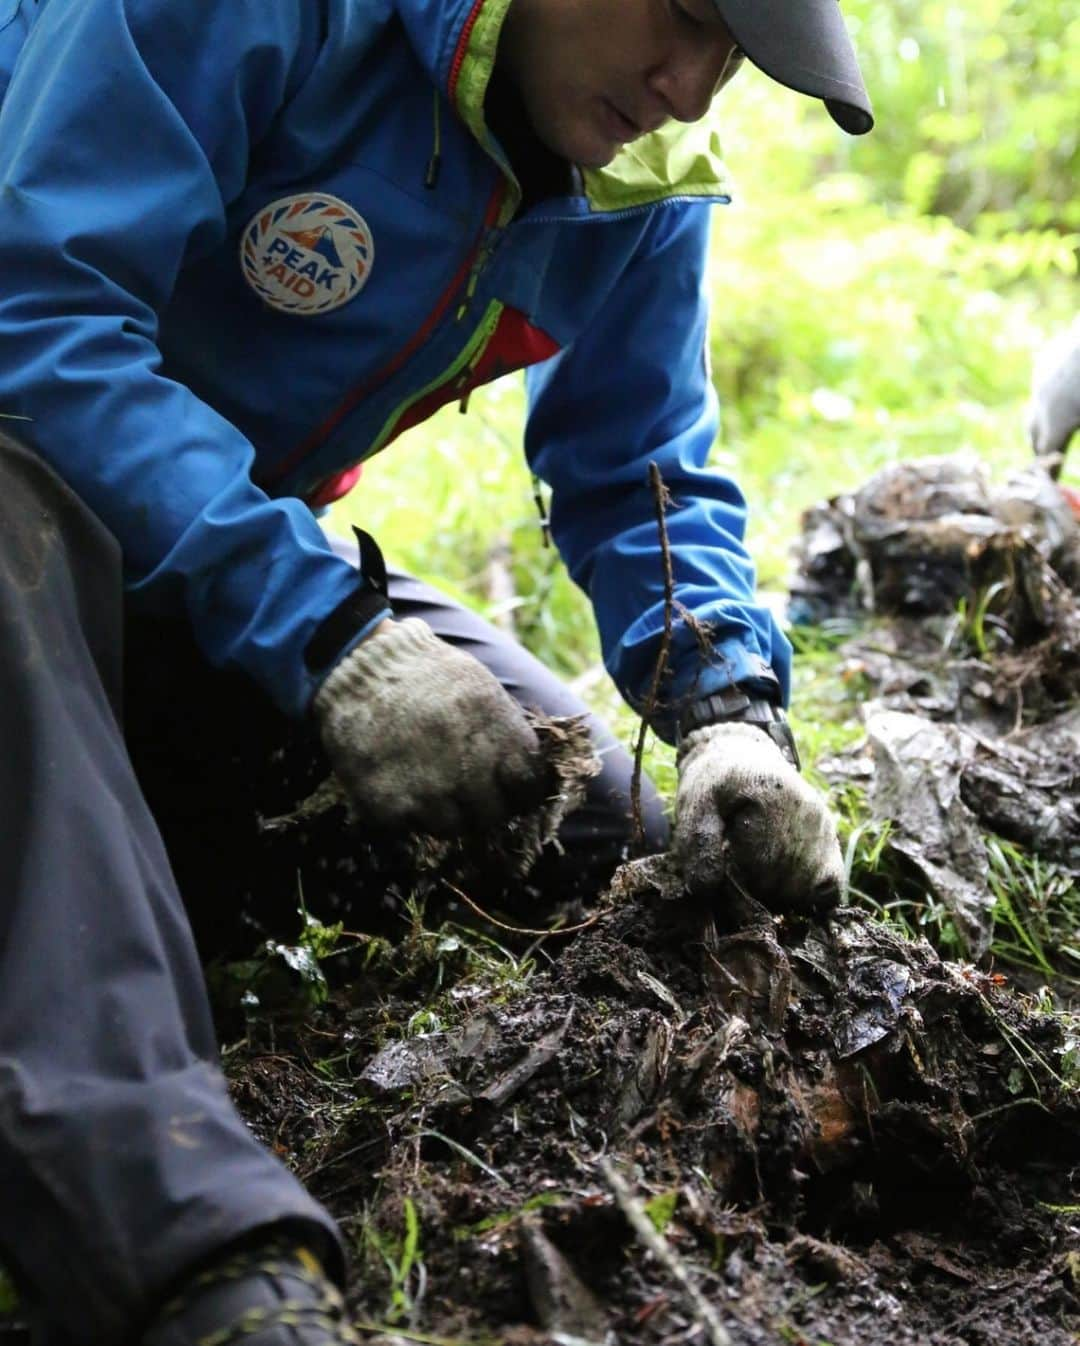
[{"left": 0, "top": 0, "right": 791, "bottom": 732}]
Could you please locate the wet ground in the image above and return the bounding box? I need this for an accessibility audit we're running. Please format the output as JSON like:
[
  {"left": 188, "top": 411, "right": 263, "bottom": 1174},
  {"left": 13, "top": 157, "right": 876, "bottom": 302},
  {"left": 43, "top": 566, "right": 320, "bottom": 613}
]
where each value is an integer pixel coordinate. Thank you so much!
[
  {"left": 221, "top": 877, "right": 1080, "bottom": 1345},
  {"left": 218, "top": 453, "right": 1078, "bottom": 1345},
  {"left": 5, "top": 454, "right": 1079, "bottom": 1344}
]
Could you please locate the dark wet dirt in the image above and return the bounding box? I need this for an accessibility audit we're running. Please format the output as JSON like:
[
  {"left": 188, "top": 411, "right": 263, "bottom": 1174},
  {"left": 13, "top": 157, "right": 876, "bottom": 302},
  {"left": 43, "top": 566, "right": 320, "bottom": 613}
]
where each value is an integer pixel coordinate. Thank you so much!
[
  {"left": 5, "top": 455, "right": 1078, "bottom": 1346},
  {"left": 217, "top": 881, "right": 1080, "bottom": 1346},
  {"left": 211, "top": 456, "right": 1080, "bottom": 1345}
]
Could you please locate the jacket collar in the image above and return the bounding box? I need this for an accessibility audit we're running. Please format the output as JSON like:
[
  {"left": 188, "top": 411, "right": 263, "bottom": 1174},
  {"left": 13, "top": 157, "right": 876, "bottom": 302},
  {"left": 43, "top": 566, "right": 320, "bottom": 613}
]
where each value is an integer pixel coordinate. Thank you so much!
[{"left": 400, "top": 0, "right": 732, "bottom": 215}]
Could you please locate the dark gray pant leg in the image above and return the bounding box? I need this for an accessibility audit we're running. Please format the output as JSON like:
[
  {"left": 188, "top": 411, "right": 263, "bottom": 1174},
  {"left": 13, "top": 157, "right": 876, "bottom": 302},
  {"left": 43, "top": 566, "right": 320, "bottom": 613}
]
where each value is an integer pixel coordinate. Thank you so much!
[{"left": 0, "top": 435, "right": 341, "bottom": 1346}]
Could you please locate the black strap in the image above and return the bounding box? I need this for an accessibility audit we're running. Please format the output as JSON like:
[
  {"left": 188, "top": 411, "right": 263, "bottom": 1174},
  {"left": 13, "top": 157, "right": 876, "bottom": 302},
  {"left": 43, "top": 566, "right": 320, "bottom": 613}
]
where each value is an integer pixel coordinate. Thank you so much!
[
  {"left": 304, "top": 527, "right": 392, "bottom": 673},
  {"left": 677, "top": 685, "right": 801, "bottom": 770}
]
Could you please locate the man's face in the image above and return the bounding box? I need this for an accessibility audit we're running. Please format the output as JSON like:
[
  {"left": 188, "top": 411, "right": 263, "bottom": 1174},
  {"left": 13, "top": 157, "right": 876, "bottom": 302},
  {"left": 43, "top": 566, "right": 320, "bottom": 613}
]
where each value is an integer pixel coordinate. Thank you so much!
[{"left": 495, "top": 0, "right": 744, "bottom": 169}]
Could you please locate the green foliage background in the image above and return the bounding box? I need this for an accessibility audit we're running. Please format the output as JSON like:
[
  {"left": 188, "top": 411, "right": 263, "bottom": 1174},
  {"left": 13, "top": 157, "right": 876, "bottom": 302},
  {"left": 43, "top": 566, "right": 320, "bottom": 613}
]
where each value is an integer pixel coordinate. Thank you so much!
[{"left": 332, "top": 1, "right": 1079, "bottom": 785}]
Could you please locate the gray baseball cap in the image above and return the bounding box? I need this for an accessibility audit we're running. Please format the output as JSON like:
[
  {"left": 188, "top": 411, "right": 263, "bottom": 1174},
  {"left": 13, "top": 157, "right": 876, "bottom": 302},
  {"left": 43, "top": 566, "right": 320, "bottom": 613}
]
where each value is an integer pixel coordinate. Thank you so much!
[{"left": 712, "top": 0, "right": 874, "bottom": 135}]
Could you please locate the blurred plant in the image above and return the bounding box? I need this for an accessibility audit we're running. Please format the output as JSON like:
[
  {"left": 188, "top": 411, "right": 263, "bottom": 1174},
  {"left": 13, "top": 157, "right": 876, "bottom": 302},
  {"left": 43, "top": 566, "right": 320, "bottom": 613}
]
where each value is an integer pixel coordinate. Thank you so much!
[
  {"left": 360, "top": 1195, "right": 424, "bottom": 1326},
  {"left": 0, "top": 1267, "right": 18, "bottom": 1316},
  {"left": 720, "top": 0, "right": 1080, "bottom": 234},
  {"left": 846, "top": 0, "right": 1080, "bottom": 234},
  {"left": 985, "top": 836, "right": 1080, "bottom": 981}
]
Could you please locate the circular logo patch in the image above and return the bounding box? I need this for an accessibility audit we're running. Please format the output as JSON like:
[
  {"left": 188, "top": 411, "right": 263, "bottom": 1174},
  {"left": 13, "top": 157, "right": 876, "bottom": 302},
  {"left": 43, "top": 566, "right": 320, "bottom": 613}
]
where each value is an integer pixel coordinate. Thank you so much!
[{"left": 240, "top": 193, "right": 374, "bottom": 316}]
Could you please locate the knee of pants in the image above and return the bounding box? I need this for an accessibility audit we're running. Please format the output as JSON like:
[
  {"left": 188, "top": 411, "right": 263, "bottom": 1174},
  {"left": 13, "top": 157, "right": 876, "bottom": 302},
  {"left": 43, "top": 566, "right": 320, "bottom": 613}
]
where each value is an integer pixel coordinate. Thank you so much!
[
  {"left": 374, "top": 557, "right": 674, "bottom": 853},
  {"left": 565, "top": 746, "right": 671, "bottom": 859}
]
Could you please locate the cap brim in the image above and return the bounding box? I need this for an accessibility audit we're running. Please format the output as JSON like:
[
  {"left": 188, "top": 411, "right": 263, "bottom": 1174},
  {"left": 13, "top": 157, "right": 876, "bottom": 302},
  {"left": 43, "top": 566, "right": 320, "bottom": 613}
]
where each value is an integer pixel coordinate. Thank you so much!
[{"left": 711, "top": 0, "right": 874, "bottom": 135}]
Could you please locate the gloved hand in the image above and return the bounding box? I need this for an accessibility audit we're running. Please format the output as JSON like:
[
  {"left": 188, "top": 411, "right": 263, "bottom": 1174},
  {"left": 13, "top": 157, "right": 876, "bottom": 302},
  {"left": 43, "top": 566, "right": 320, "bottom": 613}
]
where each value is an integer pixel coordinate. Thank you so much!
[
  {"left": 314, "top": 617, "right": 551, "bottom": 837},
  {"left": 673, "top": 721, "right": 844, "bottom": 912}
]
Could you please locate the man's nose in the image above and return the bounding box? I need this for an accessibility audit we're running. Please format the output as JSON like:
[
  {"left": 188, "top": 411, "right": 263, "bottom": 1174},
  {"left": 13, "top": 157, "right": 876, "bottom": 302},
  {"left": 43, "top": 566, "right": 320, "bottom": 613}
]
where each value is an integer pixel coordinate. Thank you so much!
[{"left": 649, "top": 36, "right": 739, "bottom": 123}]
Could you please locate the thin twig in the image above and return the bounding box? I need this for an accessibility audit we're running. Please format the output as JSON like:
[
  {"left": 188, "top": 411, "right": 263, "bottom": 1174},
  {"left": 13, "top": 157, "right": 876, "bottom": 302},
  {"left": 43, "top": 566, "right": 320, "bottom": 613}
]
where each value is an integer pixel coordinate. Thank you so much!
[
  {"left": 599, "top": 1158, "right": 732, "bottom": 1346},
  {"left": 630, "top": 461, "right": 677, "bottom": 853},
  {"left": 441, "top": 880, "right": 603, "bottom": 938}
]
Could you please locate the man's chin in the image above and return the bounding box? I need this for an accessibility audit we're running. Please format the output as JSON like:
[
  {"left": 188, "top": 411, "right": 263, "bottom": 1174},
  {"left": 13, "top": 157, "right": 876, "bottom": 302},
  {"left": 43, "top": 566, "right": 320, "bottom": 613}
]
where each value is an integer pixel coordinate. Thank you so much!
[
  {"left": 554, "top": 133, "right": 620, "bottom": 170},
  {"left": 575, "top": 145, "right": 619, "bottom": 169},
  {"left": 532, "top": 119, "right": 620, "bottom": 171}
]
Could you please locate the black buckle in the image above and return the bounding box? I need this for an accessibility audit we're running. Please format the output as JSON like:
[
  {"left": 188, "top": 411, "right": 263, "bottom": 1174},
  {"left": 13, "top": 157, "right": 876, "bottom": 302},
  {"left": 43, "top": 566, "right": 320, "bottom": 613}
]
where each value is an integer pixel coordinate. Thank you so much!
[
  {"left": 677, "top": 690, "right": 801, "bottom": 770},
  {"left": 304, "top": 528, "right": 392, "bottom": 673}
]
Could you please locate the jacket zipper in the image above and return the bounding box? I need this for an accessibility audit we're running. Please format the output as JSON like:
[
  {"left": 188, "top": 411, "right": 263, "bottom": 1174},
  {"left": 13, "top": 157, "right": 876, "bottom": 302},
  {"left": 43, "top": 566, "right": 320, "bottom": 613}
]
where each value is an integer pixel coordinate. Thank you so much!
[
  {"left": 455, "top": 225, "right": 503, "bottom": 321},
  {"left": 367, "top": 299, "right": 505, "bottom": 453},
  {"left": 261, "top": 181, "right": 506, "bottom": 489}
]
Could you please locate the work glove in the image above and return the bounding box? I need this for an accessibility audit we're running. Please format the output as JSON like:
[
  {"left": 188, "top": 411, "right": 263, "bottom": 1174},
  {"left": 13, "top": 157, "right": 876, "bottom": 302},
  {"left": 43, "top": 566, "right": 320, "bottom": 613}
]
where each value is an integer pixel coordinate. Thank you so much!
[
  {"left": 314, "top": 617, "right": 551, "bottom": 837},
  {"left": 673, "top": 720, "right": 844, "bottom": 912}
]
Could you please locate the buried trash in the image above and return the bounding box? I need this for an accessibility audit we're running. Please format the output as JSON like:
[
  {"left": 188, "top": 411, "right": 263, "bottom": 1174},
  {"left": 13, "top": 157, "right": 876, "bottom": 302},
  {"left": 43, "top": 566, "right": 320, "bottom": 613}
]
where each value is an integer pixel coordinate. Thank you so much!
[
  {"left": 796, "top": 454, "right": 1080, "bottom": 968},
  {"left": 218, "top": 876, "right": 1080, "bottom": 1344},
  {"left": 863, "top": 709, "right": 993, "bottom": 956},
  {"left": 790, "top": 454, "right": 1080, "bottom": 631},
  {"left": 15, "top": 452, "right": 1069, "bottom": 1346},
  {"left": 193, "top": 454, "right": 1080, "bottom": 1345}
]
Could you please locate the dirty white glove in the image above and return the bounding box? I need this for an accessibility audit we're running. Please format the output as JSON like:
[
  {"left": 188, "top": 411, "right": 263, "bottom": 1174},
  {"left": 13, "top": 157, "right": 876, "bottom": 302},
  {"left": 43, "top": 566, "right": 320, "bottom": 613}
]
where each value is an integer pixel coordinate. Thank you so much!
[
  {"left": 314, "top": 618, "right": 550, "bottom": 837},
  {"left": 673, "top": 721, "right": 844, "bottom": 912}
]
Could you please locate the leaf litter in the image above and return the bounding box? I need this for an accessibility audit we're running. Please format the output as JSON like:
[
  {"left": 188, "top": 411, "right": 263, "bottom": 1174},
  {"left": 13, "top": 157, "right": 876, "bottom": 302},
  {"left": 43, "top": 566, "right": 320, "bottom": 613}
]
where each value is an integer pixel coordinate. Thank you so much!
[
  {"left": 5, "top": 455, "right": 1080, "bottom": 1345},
  {"left": 218, "top": 455, "right": 1080, "bottom": 1344}
]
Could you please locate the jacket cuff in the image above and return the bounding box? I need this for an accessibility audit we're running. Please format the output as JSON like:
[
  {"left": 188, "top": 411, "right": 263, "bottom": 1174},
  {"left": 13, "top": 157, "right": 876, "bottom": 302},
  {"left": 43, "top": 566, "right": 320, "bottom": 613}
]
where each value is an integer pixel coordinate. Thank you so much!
[
  {"left": 303, "top": 527, "right": 392, "bottom": 676},
  {"left": 676, "top": 688, "right": 800, "bottom": 769}
]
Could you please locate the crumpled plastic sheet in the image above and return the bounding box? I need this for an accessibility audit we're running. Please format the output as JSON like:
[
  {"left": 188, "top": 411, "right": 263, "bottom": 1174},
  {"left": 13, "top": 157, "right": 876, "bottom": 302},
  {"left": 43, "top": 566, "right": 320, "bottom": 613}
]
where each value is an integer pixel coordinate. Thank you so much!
[
  {"left": 790, "top": 455, "right": 1080, "bottom": 627},
  {"left": 358, "top": 1005, "right": 572, "bottom": 1112},
  {"left": 795, "top": 915, "right": 924, "bottom": 1057},
  {"left": 960, "top": 707, "right": 1080, "bottom": 870},
  {"left": 864, "top": 708, "right": 993, "bottom": 957},
  {"left": 821, "top": 700, "right": 1080, "bottom": 959},
  {"left": 791, "top": 455, "right": 1080, "bottom": 956},
  {"left": 829, "top": 955, "right": 915, "bottom": 1058}
]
